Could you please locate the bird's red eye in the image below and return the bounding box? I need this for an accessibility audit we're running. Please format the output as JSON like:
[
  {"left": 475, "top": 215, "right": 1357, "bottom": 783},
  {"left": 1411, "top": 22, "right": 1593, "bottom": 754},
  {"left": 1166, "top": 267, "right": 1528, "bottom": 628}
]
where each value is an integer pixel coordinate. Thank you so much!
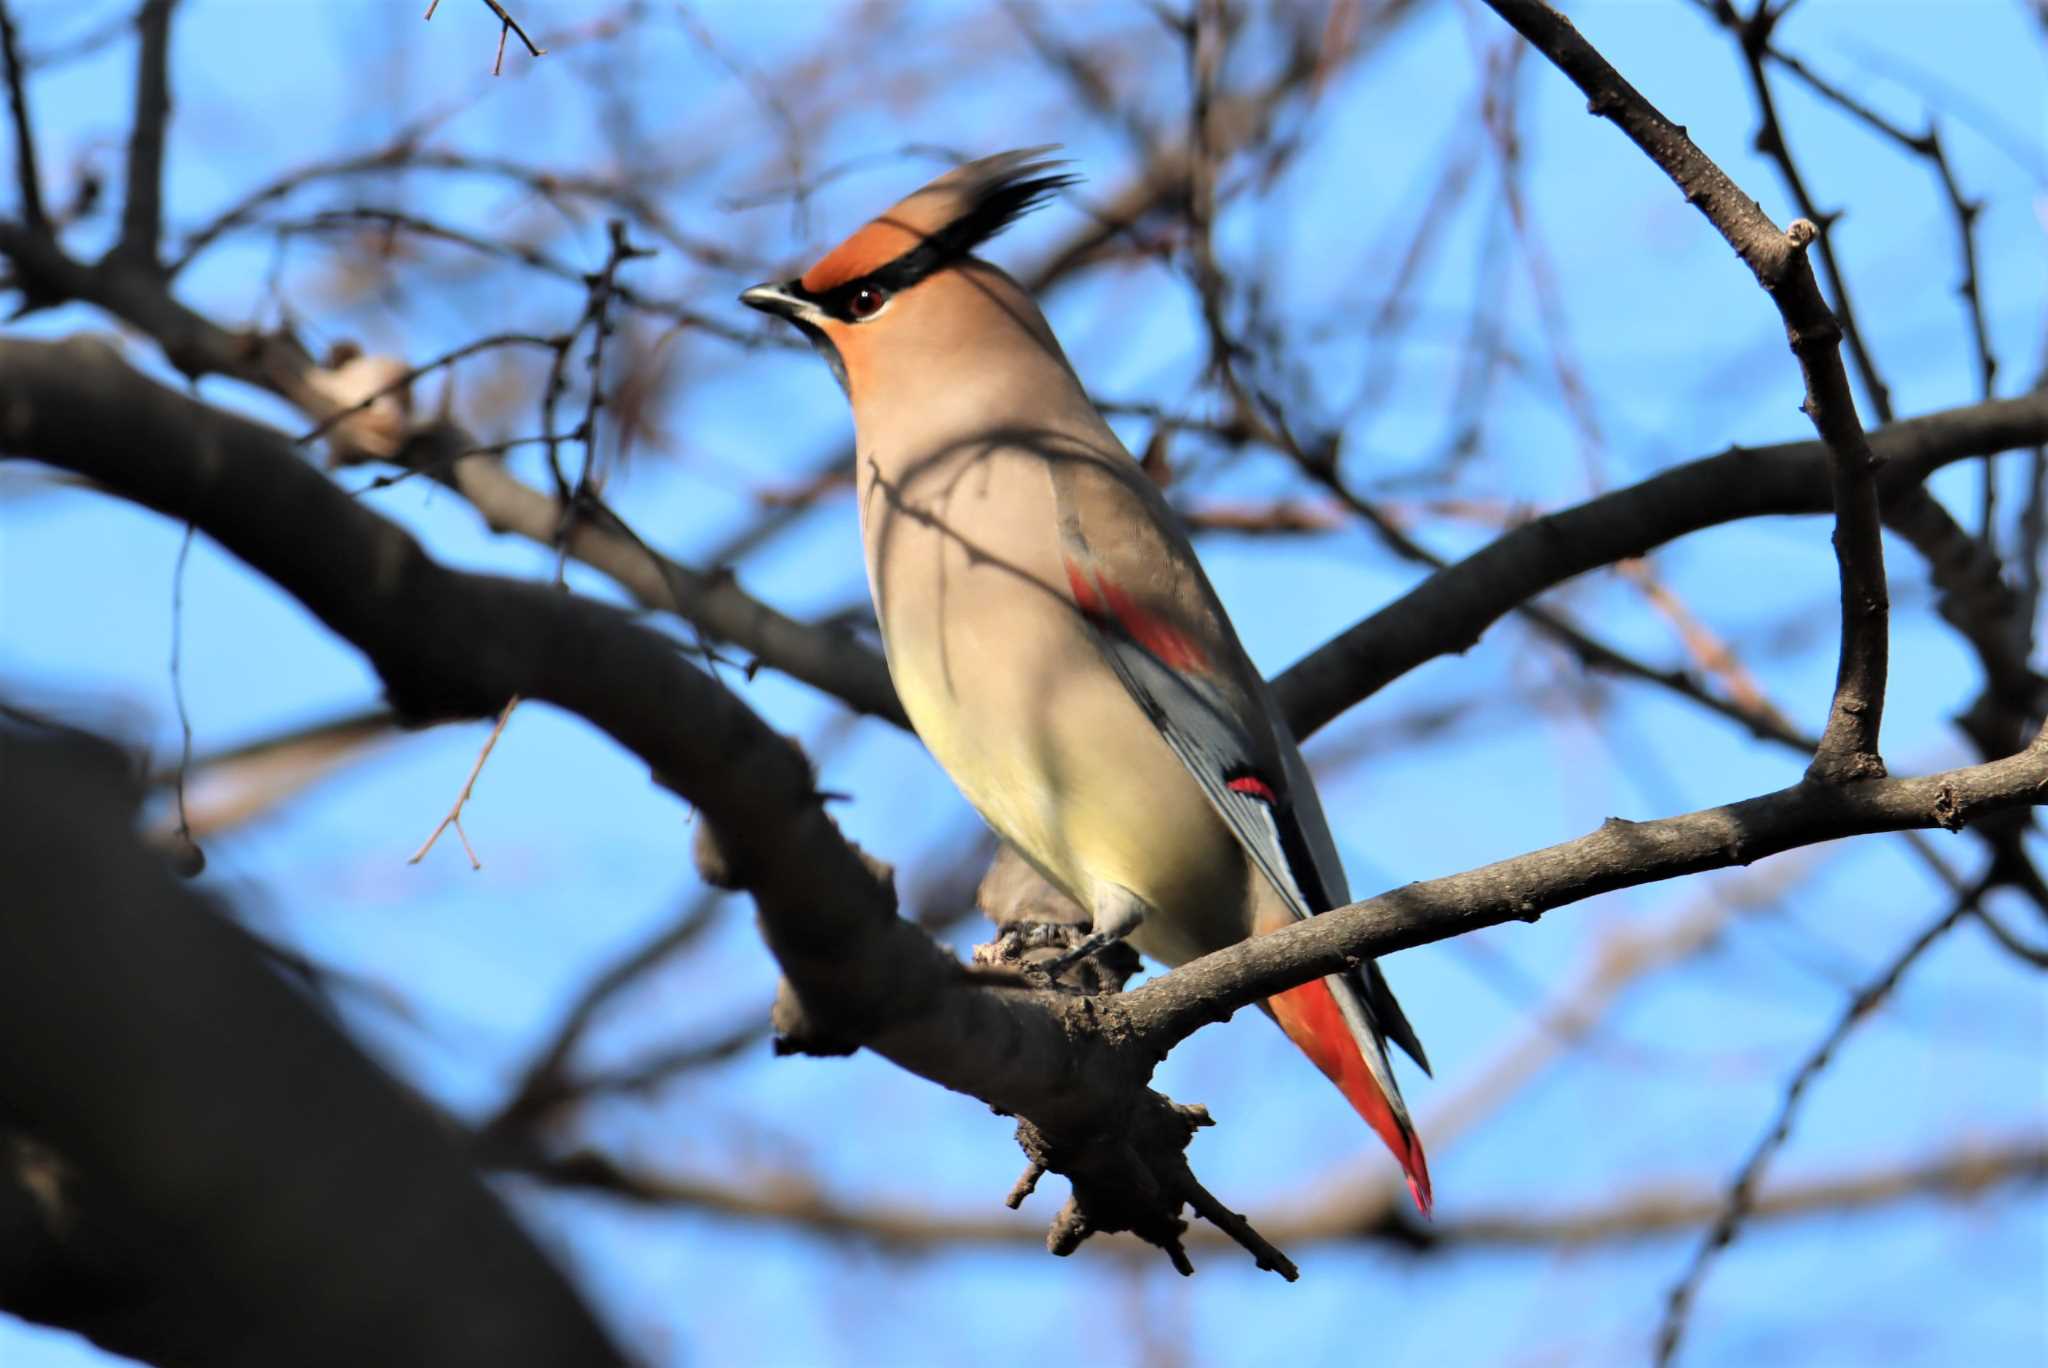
[{"left": 848, "top": 284, "right": 886, "bottom": 318}]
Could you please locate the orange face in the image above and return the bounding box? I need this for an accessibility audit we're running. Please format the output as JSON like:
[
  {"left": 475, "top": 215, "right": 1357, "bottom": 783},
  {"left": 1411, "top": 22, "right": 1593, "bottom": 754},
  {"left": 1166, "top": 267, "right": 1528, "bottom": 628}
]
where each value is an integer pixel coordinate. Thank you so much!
[{"left": 739, "top": 150, "right": 1078, "bottom": 391}]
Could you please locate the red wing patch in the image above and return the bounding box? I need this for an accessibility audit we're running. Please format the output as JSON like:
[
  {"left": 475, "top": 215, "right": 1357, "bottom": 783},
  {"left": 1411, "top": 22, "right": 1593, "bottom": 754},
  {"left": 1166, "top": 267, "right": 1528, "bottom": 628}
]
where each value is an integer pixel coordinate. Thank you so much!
[
  {"left": 1063, "top": 558, "right": 1211, "bottom": 673},
  {"left": 1064, "top": 559, "right": 1104, "bottom": 617},
  {"left": 1225, "top": 774, "right": 1276, "bottom": 802}
]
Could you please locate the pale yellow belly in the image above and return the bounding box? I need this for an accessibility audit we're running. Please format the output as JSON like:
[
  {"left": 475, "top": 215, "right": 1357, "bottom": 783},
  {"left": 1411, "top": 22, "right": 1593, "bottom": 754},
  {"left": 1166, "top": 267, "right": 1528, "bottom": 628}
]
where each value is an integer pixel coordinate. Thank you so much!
[{"left": 862, "top": 449, "right": 1249, "bottom": 965}]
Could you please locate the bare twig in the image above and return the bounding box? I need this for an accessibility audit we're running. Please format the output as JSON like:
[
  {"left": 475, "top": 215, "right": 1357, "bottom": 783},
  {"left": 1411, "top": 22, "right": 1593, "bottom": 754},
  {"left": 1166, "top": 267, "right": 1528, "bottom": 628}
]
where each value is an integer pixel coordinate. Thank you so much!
[
  {"left": 1973, "top": 902, "right": 2048, "bottom": 969},
  {"left": 1653, "top": 876, "right": 1991, "bottom": 1365},
  {"left": 293, "top": 332, "right": 563, "bottom": 449},
  {"left": 110, "top": 0, "right": 174, "bottom": 272},
  {"left": 1720, "top": 0, "right": 1895, "bottom": 425},
  {"left": 165, "top": 520, "right": 202, "bottom": 876},
  {"left": 424, "top": 0, "right": 546, "bottom": 75},
  {"left": 0, "top": 4, "right": 46, "bottom": 235},
  {"left": 273, "top": 206, "right": 756, "bottom": 344},
  {"left": 506, "top": 1134, "right": 2045, "bottom": 1254},
  {"left": 408, "top": 693, "right": 519, "bottom": 869},
  {"left": 1479, "top": 0, "right": 1890, "bottom": 784}
]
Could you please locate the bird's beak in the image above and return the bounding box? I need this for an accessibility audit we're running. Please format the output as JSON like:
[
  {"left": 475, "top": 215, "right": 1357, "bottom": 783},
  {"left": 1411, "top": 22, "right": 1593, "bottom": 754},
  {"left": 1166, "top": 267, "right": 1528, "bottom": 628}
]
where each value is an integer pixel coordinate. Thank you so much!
[
  {"left": 740, "top": 281, "right": 808, "bottom": 322},
  {"left": 740, "top": 279, "right": 849, "bottom": 393}
]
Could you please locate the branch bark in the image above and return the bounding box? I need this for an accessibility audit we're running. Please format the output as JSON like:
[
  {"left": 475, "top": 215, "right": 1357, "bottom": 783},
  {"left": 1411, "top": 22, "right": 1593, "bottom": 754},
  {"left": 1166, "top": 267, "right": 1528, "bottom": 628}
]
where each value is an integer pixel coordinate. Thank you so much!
[{"left": 1118, "top": 729, "right": 2048, "bottom": 1053}]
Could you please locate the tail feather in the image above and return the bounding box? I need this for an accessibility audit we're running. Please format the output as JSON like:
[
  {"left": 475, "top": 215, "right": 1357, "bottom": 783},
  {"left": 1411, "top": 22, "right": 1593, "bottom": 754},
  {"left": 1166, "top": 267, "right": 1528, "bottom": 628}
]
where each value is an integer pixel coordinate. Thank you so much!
[
  {"left": 1363, "top": 960, "right": 1431, "bottom": 1077},
  {"left": 1267, "top": 975, "right": 1433, "bottom": 1217}
]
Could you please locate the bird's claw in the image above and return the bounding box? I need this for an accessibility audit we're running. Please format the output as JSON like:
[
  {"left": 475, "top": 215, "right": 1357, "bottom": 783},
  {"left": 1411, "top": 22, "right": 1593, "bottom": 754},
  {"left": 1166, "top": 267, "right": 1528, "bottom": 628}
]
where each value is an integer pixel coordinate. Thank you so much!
[{"left": 1039, "top": 931, "right": 1116, "bottom": 980}]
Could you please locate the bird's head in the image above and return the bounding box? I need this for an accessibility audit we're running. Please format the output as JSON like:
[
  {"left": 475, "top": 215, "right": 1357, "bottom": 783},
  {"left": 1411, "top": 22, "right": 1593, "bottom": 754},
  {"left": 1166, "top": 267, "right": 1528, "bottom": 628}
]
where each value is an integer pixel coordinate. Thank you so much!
[{"left": 740, "top": 148, "right": 1077, "bottom": 396}]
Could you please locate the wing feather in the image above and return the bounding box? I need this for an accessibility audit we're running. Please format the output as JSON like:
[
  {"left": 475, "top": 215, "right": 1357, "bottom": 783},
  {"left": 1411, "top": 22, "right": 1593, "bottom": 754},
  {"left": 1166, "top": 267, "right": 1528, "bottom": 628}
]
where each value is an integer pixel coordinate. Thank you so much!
[{"left": 1049, "top": 441, "right": 1430, "bottom": 1074}]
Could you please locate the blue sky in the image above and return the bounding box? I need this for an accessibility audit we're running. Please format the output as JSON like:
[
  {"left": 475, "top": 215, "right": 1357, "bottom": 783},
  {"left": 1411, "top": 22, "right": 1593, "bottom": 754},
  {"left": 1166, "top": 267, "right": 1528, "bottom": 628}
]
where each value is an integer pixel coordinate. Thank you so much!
[{"left": 2, "top": 1, "right": 2044, "bottom": 1364}]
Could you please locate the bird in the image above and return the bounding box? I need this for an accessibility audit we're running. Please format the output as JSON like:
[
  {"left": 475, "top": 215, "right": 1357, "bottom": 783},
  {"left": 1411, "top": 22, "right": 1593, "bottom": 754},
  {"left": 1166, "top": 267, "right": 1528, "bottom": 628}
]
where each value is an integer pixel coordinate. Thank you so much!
[{"left": 740, "top": 148, "right": 1432, "bottom": 1214}]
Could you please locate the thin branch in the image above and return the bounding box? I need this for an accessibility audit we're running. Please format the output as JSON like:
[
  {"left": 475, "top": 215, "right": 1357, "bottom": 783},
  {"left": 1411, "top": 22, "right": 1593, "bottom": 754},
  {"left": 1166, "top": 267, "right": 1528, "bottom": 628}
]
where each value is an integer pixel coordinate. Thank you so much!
[
  {"left": 165, "top": 520, "right": 202, "bottom": 876},
  {"left": 1274, "top": 392, "right": 2048, "bottom": 739},
  {"left": 423, "top": 0, "right": 546, "bottom": 75},
  {"left": 408, "top": 693, "right": 519, "bottom": 869},
  {"left": 506, "top": 1135, "right": 2045, "bottom": 1254},
  {"left": 294, "top": 332, "right": 564, "bottom": 449},
  {"left": 1654, "top": 876, "right": 1991, "bottom": 1365},
  {"left": 1724, "top": 0, "right": 1894, "bottom": 424},
  {"left": 273, "top": 205, "right": 757, "bottom": 344},
  {"left": 0, "top": 3, "right": 46, "bottom": 235},
  {"left": 1973, "top": 903, "right": 2048, "bottom": 970},
  {"left": 1692, "top": 1, "right": 2000, "bottom": 417},
  {"left": 1480, "top": 0, "right": 1890, "bottom": 782},
  {"left": 111, "top": 0, "right": 174, "bottom": 272}
]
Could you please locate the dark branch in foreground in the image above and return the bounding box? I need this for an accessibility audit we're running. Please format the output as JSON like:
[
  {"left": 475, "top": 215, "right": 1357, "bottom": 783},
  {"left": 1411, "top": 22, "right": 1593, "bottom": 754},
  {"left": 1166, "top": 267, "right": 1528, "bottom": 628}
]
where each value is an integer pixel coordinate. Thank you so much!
[{"left": 0, "top": 722, "right": 624, "bottom": 1367}]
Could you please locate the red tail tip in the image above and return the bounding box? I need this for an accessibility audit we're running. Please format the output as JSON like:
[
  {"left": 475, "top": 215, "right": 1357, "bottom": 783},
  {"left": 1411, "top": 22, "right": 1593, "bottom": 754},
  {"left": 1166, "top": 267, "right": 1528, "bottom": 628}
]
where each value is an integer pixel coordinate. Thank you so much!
[
  {"left": 1406, "top": 1171, "right": 1433, "bottom": 1220},
  {"left": 1402, "top": 1137, "right": 1434, "bottom": 1219}
]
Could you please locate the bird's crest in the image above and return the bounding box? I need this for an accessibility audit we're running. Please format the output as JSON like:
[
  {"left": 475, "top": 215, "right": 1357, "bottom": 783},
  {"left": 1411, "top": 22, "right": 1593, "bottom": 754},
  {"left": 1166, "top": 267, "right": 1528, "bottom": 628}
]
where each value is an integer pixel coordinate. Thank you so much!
[{"left": 800, "top": 148, "right": 1077, "bottom": 298}]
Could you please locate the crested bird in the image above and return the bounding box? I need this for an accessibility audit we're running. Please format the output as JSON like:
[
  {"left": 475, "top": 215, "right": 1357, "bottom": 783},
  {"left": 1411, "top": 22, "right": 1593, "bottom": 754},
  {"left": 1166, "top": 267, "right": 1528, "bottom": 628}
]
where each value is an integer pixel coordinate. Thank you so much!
[{"left": 740, "top": 149, "right": 1433, "bottom": 1213}]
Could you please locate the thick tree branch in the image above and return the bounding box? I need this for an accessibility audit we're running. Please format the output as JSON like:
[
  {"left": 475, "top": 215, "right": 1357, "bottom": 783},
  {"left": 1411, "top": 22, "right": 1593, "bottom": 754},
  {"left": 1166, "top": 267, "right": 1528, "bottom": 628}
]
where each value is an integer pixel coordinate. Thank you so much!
[
  {"left": 0, "top": 723, "right": 624, "bottom": 1367},
  {"left": 7, "top": 334, "right": 2044, "bottom": 1284},
  {"left": 1119, "top": 733, "right": 2048, "bottom": 1053},
  {"left": 1273, "top": 392, "right": 2048, "bottom": 739},
  {"left": 419, "top": 436, "right": 905, "bottom": 724},
  {"left": 1480, "top": 0, "right": 1888, "bottom": 783},
  {"left": 0, "top": 333, "right": 1288, "bottom": 1275}
]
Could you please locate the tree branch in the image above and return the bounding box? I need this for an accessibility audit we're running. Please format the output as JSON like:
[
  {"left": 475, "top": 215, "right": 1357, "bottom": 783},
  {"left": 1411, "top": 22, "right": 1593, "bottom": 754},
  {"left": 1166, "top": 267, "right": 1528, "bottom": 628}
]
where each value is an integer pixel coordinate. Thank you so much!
[
  {"left": 1655, "top": 876, "right": 1990, "bottom": 1365},
  {"left": 111, "top": 0, "right": 174, "bottom": 272},
  {"left": 0, "top": 721, "right": 624, "bottom": 1366},
  {"left": 1480, "top": 0, "right": 1889, "bottom": 783},
  {"left": 507, "top": 1134, "right": 2044, "bottom": 1254},
  {"left": 0, "top": 3, "right": 45, "bottom": 236},
  {"left": 1119, "top": 734, "right": 2048, "bottom": 1053},
  {"left": 1273, "top": 392, "right": 2048, "bottom": 739},
  {"left": 8, "top": 333, "right": 2044, "bottom": 1283},
  {"left": 0, "top": 333, "right": 1293, "bottom": 1276}
]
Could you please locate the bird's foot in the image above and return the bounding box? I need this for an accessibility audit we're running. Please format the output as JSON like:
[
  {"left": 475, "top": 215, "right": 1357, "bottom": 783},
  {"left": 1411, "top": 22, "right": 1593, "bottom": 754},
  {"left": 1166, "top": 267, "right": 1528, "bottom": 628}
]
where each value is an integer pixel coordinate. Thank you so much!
[{"left": 1039, "top": 931, "right": 1118, "bottom": 980}]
